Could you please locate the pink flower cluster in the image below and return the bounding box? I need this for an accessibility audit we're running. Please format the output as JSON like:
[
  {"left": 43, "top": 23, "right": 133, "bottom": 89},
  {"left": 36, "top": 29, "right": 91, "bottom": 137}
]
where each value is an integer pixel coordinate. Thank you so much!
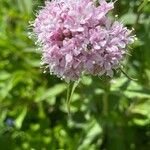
[{"left": 33, "top": 0, "right": 135, "bottom": 82}]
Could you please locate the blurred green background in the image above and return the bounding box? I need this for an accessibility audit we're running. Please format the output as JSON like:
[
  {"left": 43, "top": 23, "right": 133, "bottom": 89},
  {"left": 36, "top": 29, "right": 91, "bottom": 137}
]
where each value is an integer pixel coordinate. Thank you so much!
[{"left": 0, "top": 0, "right": 150, "bottom": 150}]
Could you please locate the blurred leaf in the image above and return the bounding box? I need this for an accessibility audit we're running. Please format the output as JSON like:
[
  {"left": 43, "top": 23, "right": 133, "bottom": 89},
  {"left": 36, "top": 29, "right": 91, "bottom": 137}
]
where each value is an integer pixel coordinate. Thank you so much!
[
  {"left": 0, "top": 71, "right": 11, "bottom": 81},
  {"left": 81, "top": 76, "right": 92, "bottom": 85},
  {"left": 78, "top": 119, "right": 102, "bottom": 150},
  {"left": 111, "top": 78, "right": 150, "bottom": 99},
  {"left": 0, "top": 71, "right": 25, "bottom": 100},
  {"left": 25, "top": 58, "right": 40, "bottom": 67},
  {"left": 15, "top": 106, "right": 27, "bottom": 129},
  {"left": 17, "top": 0, "right": 33, "bottom": 14},
  {"left": 35, "top": 84, "right": 66, "bottom": 102},
  {"left": 138, "top": 0, "right": 149, "bottom": 11},
  {"left": 129, "top": 100, "right": 150, "bottom": 126},
  {"left": 120, "top": 13, "right": 137, "bottom": 25}
]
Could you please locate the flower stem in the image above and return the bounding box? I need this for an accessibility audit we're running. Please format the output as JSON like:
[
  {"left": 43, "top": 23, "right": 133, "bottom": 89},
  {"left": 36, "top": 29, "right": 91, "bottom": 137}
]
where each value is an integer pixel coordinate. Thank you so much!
[
  {"left": 102, "top": 78, "right": 110, "bottom": 116},
  {"left": 66, "top": 80, "right": 80, "bottom": 117},
  {"left": 102, "top": 91, "right": 108, "bottom": 116}
]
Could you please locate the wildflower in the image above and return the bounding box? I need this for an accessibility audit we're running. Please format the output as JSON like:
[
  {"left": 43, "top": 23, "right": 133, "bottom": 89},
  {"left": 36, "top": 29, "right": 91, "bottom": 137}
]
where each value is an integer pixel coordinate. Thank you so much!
[
  {"left": 5, "top": 118, "right": 14, "bottom": 127},
  {"left": 32, "top": 0, "right": 135, "bottom": 82}
]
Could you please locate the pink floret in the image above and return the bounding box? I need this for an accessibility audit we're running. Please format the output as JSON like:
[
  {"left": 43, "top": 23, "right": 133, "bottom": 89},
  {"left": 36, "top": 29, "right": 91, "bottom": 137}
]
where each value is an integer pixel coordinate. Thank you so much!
[{"left": 33, "top": 0, "right": 135, "bottom": 82}]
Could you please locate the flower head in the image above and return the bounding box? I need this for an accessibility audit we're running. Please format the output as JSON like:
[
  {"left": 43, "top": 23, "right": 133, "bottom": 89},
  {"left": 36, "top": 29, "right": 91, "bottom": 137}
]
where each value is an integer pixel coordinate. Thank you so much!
[{"left": 32, "top": 0, "right": 135, "bottom": 82}]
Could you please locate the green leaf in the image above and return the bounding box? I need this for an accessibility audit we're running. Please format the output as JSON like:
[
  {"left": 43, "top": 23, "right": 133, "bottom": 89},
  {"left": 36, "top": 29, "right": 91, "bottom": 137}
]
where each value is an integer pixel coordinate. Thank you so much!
[
  {"left": 120, "top": 13, "right": 137, "bottom": 25},
  {"left": 81, "top": 76, "right": 92, "bottom": 85},
  {"left": 78, "top": 119, "right": 102, "bottom": 150},
  {"left": 0, "top": 71, "right": 25, "bottom": 100},
  {"left": 129, "top": 100, "right": 150, "bottom": 126},
  {"left": 138, "top": 0, "right": 149, "bottom": 12},
  {"left": 35, "top": 84, "right": 66, "bottom": 102},
  {"left": 111, "top": 78, "right": 150, "bottom": 99},
  {"left": 15, "top": 106, "right": 27, "bottom": 129},
  {"left": 0, "top": 71, "right": 11, "bottom": 81},
  {"left": 17, "top": 0, "right": 33, "bottom": 14}
]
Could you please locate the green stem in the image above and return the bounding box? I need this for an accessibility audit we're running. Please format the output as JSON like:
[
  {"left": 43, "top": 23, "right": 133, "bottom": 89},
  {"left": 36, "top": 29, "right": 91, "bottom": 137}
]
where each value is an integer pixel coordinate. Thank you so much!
[
  {"left": 66, "top": 83, "right": 71, "bottom": 116},
  {"left": 119, "top": 67, "right": 138, "bottom": 81},
  {"left": 102, "top": 78, "right": 110, "bottom": 116},
  {"left": 66, "top": 80, "right": 80, "bottom": 117},
  {"left": 102, "top": 91, "right": 108, "bottom": 116}
]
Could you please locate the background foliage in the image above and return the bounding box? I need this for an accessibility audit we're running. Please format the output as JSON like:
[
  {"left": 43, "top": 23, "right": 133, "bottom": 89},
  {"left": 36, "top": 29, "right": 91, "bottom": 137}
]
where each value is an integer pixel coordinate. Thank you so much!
[{"left": 0, "top": 0, "right": 150, "bottom": 150}]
